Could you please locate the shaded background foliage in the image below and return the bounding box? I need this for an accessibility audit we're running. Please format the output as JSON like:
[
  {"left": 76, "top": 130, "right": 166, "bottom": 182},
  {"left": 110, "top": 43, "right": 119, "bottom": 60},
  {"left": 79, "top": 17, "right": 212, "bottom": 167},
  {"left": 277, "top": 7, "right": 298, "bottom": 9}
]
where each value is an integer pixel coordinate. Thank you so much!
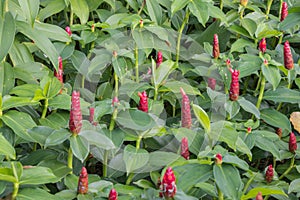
[{"left": 0, "top": 0, "right": 300, "bottom": 199}]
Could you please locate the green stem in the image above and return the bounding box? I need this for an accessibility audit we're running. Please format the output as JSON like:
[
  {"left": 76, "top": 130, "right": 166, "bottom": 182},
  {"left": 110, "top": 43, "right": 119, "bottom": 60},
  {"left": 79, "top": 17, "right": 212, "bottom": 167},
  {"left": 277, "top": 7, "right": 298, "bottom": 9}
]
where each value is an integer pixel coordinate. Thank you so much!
[
  {"left": 279, "top": 156, "right": 295, "bottom": 180},
  {"left": 135, "top": 45, "right": 139, "bottom": 83},
  {"left": 242, "top": 174, "right": 256, "bottom": 194},
  {"left": 240, "top": 7, "right": 245, "bottom": 19},
  {"left": 154, "top": 87, "right": 158, "bottom": 101},
  {"left": 126, "top": 173, "right": 134, "bottom": 185},
  {"left": 277, "top": 81, "right": 291, "bottom": 111},
  {"left": 176, "top": 10, "right": 190, "bottom": 67},
  {"left": 137, "top": 0, "right": 146, "bottom": 15},
  {"left": 265, "top": 0, "right": 274, "bottom": 19},
  {"left": 114, "top": 72, "right": 119, "bottom": 97},
  {"left": 278, "top": 33, "right": 283, "bottom": 47},
  {"left": 136, "top": 136, "right": 142, "bottom": 150},
  {"left": 81, "top": 75, "right": 85, "bottom": 88},
  {"left": 67, "top": 147, "right": 73, "bottom": 174},
  {"left": 255, "top": 75, "right": 265, "bottom": 110},
  {"left": 69, "top": 7, "right": 73, "bottom": 26},
  {"left": 220, "top": 0, "right": 223, "bottom": 11},
  {"left": 217, "top": 185, "right": 224, "bottom": 200},
  {"left": 41, "top": 99, "right": 48, "bottom": 118},
  {"left": 278, "top": 0, "right": 283, "bottom": 21},
  {"left": 103, "top": 150, "right": 108, "bottom": 177},
  {"left": 12, "top": 182, "right": 19, "bottom": 200}
]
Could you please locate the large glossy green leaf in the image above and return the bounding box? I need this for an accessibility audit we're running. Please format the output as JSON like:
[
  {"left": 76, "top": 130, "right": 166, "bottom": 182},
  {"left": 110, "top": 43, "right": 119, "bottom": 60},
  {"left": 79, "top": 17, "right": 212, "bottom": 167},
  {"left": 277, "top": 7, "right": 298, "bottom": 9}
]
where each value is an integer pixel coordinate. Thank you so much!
[
  {"left": 34, "top": 21, "right": 71, "bottom": 42},
  {"left": 39, "top": 160, "right": 72, "bottom": 179},
  {"left": 263, "top": 87, "right": 300, "bottom": 103},
  {"left": 254, "top": 131, "right": 280, "bottom": 158},
  {"left": 18, "top": 0, "right": 39, "bottom": 26},
  {"left": 225, "top": 100, "right": 240, "bottom": 119},
  {"left": 45, "top": 129, "right": 71, "bottom": 148},
  {"left": 242, "top": 186, "right": 287, "bottom": 199},
  {"left": 20, "top": 166, "right": 58, "bottom": 185},
  {"left": 146, "top": 0, "right": 162, "bottom": 24},
  {"left": 260, "top": 109, "right": 291, "bottom": 131},
  {"left": 27, "top": 126, "right": 55, "bottom": 146},
  {"left": 148, "top": 151, "right": 182, "bottom": 168},
  {"left": 288, "top": 178, "right": 300, "bottom": 194},
  {"left": 79, "top": 130, "right": 115, "bottom": 150},
  {"left": 162, "top": 81, "right": 202, "bottom": 96},
  {"left": 0, "top": 133, "right": 16, "bottom": 160},
  {"left": 9, "top": 40, "right": 34, "bottom": 65},
  {"left": 17, "top": 188, "right": 63, "bottom": 200},
  {"left": 230, "top": 38, "right": 255, "bottom": 53},
  {"left": 2, "top": 96, "right": 39, "bottom": 111},
  {"left": 241, "top": 18, "right": 257, "bottom": 37},
  {"left": 1, "top": 110, "right": 37, "bottom": 142},
  {"left": 238, "top": 97, "right": 260, "bottom": 119},
  {"left": 17, "top": 21, "right": 59, "bottom": 70},
  {"left": 261, "top": 64, "right": 281, "bottom": 90},
  {"left": 70, "top": 135, "right": 89, "bottom": 163},
  {"left": 43, "top": 77, "right": 62, "bottom": 99},
  {"left": 213, "top": 164, "right": 243, "bottom": 200},
  {"left": 39, "top": 112, "right": 69, "bottom": 129},
  {"left": 188, "top": 1, "right": 208, "bottom": 27},
  {"left": 279, "top": 12, "right": 300, "bottom": 31},
  {"left": 0, "top": 168, "right": 17, "bottom": 183},
  {"left": 70, "top": 0, "right": 89, "bottom": 24},
  {"left": 152, "top": 60, "right": 175, "bottom": 88},
  {"left": 0, "top": 12, "right": 15, "bottom": 62},
  {"left": 123, "top": 144, "right": 149, "bottom": 175},
  {"left": 171, "top": 0, "right": 189, "bottom": 15},
  {"left": 0, "top": 62, "right": 14, "bottom": 96},
  {"left": 192, "top": 104, "right": 210, "bottom": 133},
  {"left": 38, "top": 0, "right": 66, "bottom": 21}
]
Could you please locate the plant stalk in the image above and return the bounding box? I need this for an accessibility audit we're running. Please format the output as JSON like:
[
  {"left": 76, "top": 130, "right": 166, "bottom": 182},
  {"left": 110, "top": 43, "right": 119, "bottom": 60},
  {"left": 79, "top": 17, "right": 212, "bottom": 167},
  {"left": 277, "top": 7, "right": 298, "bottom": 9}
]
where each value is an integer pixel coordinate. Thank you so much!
[
  {"left": 266, "top": 0, "right": 274, "bottom": 19},
  {"left": 279, "top": 156, "right": 295, "bottom": 180},
  {"left": 67, "top": 147, "right": 73, "bottom": 174},
  {"left": 242, "top": 173, "right": 256, "bottom": 194},
  {"left": 255, "top": 75, "right": 265, "bottom": 110},
  {"left": 12, "top": 182, "right": 19, "bottom": 200},
  {"left": 176, "top": 10, "right": 190, "bottom": 67},
  {"left": 217, "top": 185, "right": 224, "bottom": 200},
  {"left": 278, "top": 0, "right": 283, "bottom": 21},
  {"left": 137, "top": 0, "right": 146, "bottom": 15},
  {"left": 41, "top": 99, "right": 49, "bottom": 118},
  {"left": 69, "top": 7, "right": 73, "bottom": 26},
  {"left": 220, "top": 0, "right": 223, "bottom": 11},
  {"left": 103, "top": 150, "right": 108, "bottom": 177},
  {"left": 135, "top": 45, "right": 139, "bottom": 83},
  {"left": 277, "top": 81, "right": 291, "bottom": 110}
]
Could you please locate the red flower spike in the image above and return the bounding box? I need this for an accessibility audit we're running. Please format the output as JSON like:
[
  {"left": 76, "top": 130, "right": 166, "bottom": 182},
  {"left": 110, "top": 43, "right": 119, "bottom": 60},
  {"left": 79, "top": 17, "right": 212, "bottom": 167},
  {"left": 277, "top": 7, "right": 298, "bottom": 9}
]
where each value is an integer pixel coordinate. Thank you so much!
[
  {"left": 180, "top": 88, "right": 192, "bottom": 129},
  {"left": 156, "top": 51, "right": 163, "bottom": 68},
  {"left": 77, "top": 167, "right": 88, "bottom": 194},
  {"left": 284, "top": 41, "right": 294, "bottom": 70},
  {"left": 265, "top": 164, "right": 274, "bottom": 183},
  {"left": 276, "top": 128, "right": 282, "bottom": 139},
  {"left": 229, "top": 69, "right": 240, "bottom": 101},
  {"left": 259, "top": 38, "right": 266, "bottom": 53},
  {"left": 289, "top": 132, "right": 297, "bottom": 153},
  {"left": 226, "top": 59, "right": 231, "bottom": 67},
  {"left": 256, "top": 192, "right": 263, "bottom": 200},
  {"left": 54, "top": 57, "right": 64, "bottom": 89},
  {"left": 112, "top": 96, "right": 119, "bottom": 107},
  {"left": 180, "top": 137, "right": 190, "bottom": 160},
  {"left": 281, "top": 2, "right": 288, "bottom": 22},
  {"left": 240, "top": 0, "right": 248, "bottom": 7},
  {"left": 213, "top": 34, "right": 220, "bottom": 59},
  {"left": 161, "top": 167, "right": 177, "bottom": 198},
  {"left": 138, "top": 91, "right": 148, "bottom": 112},
  {"left": 89, "top": 107, "right": 97, "bottom": 126},
  {"left": 65, "top": 26, "right": 72, "bottom": 36},
  {"left": 108, "top": 188, "right": 118, "bottom": 200},
  {"left": 69, "top": 91, "right": 82, "bottom": 134},
  {"left": 247, "top": 127, "right": 252, "bottom": 134},
  {"left": 208, "top": 78, "right": 216, "bottom": 90},
  {"left": 215, "top": 153, "right": 222, "bottom": 165}
]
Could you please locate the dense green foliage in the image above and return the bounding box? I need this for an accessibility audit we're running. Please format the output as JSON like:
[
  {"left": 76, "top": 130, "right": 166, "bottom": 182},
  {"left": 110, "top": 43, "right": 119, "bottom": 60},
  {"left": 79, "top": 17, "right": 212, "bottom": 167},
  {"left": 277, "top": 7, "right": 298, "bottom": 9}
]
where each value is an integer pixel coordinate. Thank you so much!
[{"left": 0, "top": 0, "right": 300, "bottom": 199}]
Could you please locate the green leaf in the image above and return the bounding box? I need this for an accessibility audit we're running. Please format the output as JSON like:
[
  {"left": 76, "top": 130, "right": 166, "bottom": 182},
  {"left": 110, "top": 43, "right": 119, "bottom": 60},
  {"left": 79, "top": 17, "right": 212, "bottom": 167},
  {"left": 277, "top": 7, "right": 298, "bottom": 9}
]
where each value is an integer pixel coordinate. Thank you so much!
[
  {"left": 38, "top": 0, "right": 66, "bottom": 21},
  {"left": 241, "top": 18, "right": 257, "bottom": 36},
  {"left": 225, "top": 100, "right": 240, "bottom": 119},
  {"left": 254, "top": 131, "right": 280, "bottom": 159},
  {"left": 257, "top": 29, "right": 282, "bottom": 40},
  {"left": 171, "top": 0, "right": 189, "bottom": 15},
  {"left": 133, "top": 179, "right": 155, "bottom": 189},
  {"left": 0, "top": 168, "right": 17, "bottom": 183},
  {"left": 288, "top": 178, "right": 300, "bottom": 194},
  {"left": 70, "top": 0, "right": 89, "bottom": 24},
  {"left": 2, "top": 96, "right": 39, "bottom": 111},
  {"left": 18, "top": 0, "right": 39, "bottom": 26},
  {"left": 230, "top": 38, "right": 255, "bottom": 53},
  {"left": 79, "top": 130, "right": 115, "bottom": 150},
  {"left": 238, "top": 97, "right": 260, "bottom": 119},
  {"left": 192, "top": 104, "right": 210, "bottom": 133},
  {"left": 0, "top": 12, "right": 16, "bottom": 62},
  {"left": 261, "top": 64, "right": 281, "bottom": 90},
  {"left": 17, "top": 188, "right": 63, "bottom": 200},
  {"left": 70, "top": 135, "right": 89, "bottom": 163},
  {"left": 39, "top": 112, "right": 69, "bottom": 129},
  {"left": 1, "top": 110, "right": 37, "bottom": 142},
  {"left": 0, "top": 133, "right": 16, "bottom": 160},
  {"left": 34, "top": 21, "right": 71, "bottom": 42},
  {"left": 149, "top": 151, "right": 182, "bottom": 168},
  {"left": 188, "top": 1, "right": 208, "bottom": 27},
  {"left": 223, "top": 154, "right": 249, "bottom": 171},
  {"left": 229, "top": 25, "right": 251, "bottom": 38},
  {"left": 263, "top": 87, "right": 300, "bottom": 103},
  {"left": 279, "top": 12, "right": 300, "bottom": 31},
  {"left": 152, "top": 60, "right": 175, "bottom": 89},
  {"left": 0, "top": 62, "right": 14, "bottom": 96},
  {"left": 45, "top": 129, "right": 71, "bottom": 148},
  {"left": 162, "top": 81, "right": 202, "bottom": 96},
  {"left": 48, "top": 94, "right": 71, "bottom": 110},
  {"left": 20, "top": 166, "right": 58, "bottom": 185},
  {"left": 207, "top": 4, "right": 226, "bottom": 22},
  {"left": 236, "top": 137, "right": 252, "bottom": 160},
  {"left": 28, "top": 126, "right": 56, "bottom": 146},
  {"left": 123, "top": 144, "right": 149, "bottom": 175},
  {"left": 39, "top": 160, "right": 72, "bottom": 179},
  {"left": 146, "top": 0, "right": 162, "bottom": 24},
  {"left": 242, "top": 186, "right": 287, "bottom": 199},
  {"left": 10, "top": 84, "right": 41, "bottom": 97},
  {"left": 260, "top": 108, "right": 291, "bottom": 131},
  {"left": 213, "top": 164, "right": 242, "bottom": 200}
]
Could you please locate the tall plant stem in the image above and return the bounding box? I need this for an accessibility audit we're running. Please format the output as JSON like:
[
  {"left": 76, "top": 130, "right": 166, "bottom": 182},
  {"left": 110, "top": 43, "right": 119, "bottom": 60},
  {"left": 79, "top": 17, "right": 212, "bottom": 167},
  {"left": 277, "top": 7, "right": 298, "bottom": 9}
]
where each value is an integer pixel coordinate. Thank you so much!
[
  {"left": 137, "top": 0, "right": 146, "bottom": 15},
  {"left": 67, "top": 147, "right": 73, "bottom": 174},
  {"left": 266, "top": 0, "right": 274, "bottom": 19},
  {"left": 114, "top": 72, "right": 119, "bottom": 96},
  {"left": 242, "top": 173, "right": 256, "bottom": 194},
  {"left": 41, "top": 99, "right": 49, "bottom": 118},
  {"left": 135, "top": 45, "right": 139, "bottom": 83},
  {"left": 69, "top": 7, "right": 73, "bottom": 26},
  {"left": 220, "top": 0, "right": 223, "bottom": 11},
  {"left": 12, "top": 182, "right": 19, "bottom": 200},
  {"left": 278, "top": 0, "right": 283, "bottom": 21},
  {"left": 255, "top": 75, "right": 265, "bottom": 110},
  {"left": 176, "top": 10, "right": 190, "bottom": 67},
  {"left": 217, "top": 185, "right": 224, "bottom": 200},
  {"left": 103, "top": 150, "right": 108, "bottom": 177}
]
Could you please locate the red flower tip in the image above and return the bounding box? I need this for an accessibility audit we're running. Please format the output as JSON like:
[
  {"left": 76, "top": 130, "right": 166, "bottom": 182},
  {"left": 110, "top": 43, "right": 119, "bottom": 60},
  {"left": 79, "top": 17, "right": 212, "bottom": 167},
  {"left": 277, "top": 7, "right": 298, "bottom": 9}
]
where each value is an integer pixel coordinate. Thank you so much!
[
  {"left": 276, "top": 128, "right": 282, "bottom": 139},
  {"left": 215, "top": 153, "right": 223, "bottom": 165},
  {"left": 247, "top": 127, "right": 252, "bottom": 133},
  {"left": 180, "top": 88, "right": 192, "bottom": 129},
  {"left": 156, "top": 51, "right": 163, "bottom": 68},
  {"left": 281, "top": 2, "right": 288, "bottom": 22},
  {"left": 259, "top": 38, "right": 266, "bottom": 53},
  {"left": 77, "top": 167, "right": 88, "bottom": 194},
  {"left": 240, "top": 0, "right": 248, "bottom": 7},
  {"left": 265, "top": 164, "right": 274, "bottom": 183},
  {"left": 138, "top": 91, "right": 148, "bottom": 112},
  {"left": 289, "top": 132, "right": 297, "bottom": 153},
  {"left": 112, "top": 96, "right": 120, "bottom": 106},
  {"left": 213, "top": 34, "right": 220, "bottom": 59},
  {"left": 180, "top": 137, "right": 190, "bottom": 160},
  {"left": 226, "top": 59, "right": 231, "bottom": 66},
  {"left": 229, "top": 69, "right": 240, "bottom": 101},
  {"left": 54, "top": 57, "right": 64, "bottom": 91},
  {"left": 139, "top": 19, "right": 144, "bottom": 28},
  {"left": 256, "top": 192, "right": 263, "bottom": 200},
  {"left": 208, "top": 78, "right": 216, "bottom": 90},
  {"left": 89, "top": 107, "right": 97, "bottom": 126},
  {"left": 69, "top": 91, "right": 82, "bottom": 134},
  {"left": 284, "top": 41, "right": 294, "bottom": 70},
  {"left": 108, "top": 188, "right": 118, "bottom": 200},
  {"left": 161, "top": 167, "right": 176, "bottom": 198},
  {"left": 65, "top": 26, "right": 72, "bottom": 36}
]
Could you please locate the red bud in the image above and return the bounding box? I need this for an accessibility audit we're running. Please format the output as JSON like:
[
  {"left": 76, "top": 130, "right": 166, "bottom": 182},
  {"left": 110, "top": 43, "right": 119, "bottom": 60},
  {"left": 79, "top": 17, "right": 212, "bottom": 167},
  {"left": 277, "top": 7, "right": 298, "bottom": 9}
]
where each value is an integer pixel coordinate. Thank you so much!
[
  {"left": 215, "top": 153, "right": 222, "bottom": 165},
  {"left": 265, "top": 164, "right": 274, "bottom": 183},
  {"left": 256, "top": 192, "right": 263, "bottom": 200},
  {"left": 138, "top": 91, "right": 148, "bottom": 112},
  {"left": 69, "top": 91, "right": 82, "bottom": 134},
  {"left": 229, "top": 69, "right": 240, "bottom": 101},
  {"left": 281, "top": 2, "right": 288, "bottom": 22},
  {"left": 208, "top": 78, "right": 216, "bottom": 90},
  {"left": 276, "top": 128, "right": 282, "bottom": 139},
  {"left": 54, "top": 57, "right": 64, "bottom": 94},
  {"left": 284, "top": 41, "right": 294, "bottom": 70},
  {"left": 65, "top": 26, "right": 72, "bottom": 36},
  {"left": 247, "top": 127, "right": 252, "bottom": 134},
  {"left": 289, "top": 132, "right": 297, "bottom": 153},
  {"left": 213, "top": 34, "right": 220, "bottom": 59},
  {"left": 226, "top": 59, "right": 231, "bottom": 67},
  {"left": 259, "top": 38, "right": 266, "bottom": 53},
  {"left": 240, "top": 0, "right": 248, "bottom": 7},
  {"left": 180, "top": 88, "right": 192, "bottom": 129},
  {"left": 180, "top": 137, "right": 190, "bottom": 160},
  {"left": 156, "top": 51, "right": 163, "bottom": 68},
  {"left": 112, "top": 96, "right": 120, "bottom": 107},
  {"left": 108, "top": 188, "right": 118, "bottom": 200},
  {"left": 161, "top": 167, "right": 176, "bottom": 198},
  {"left": 77, "top": 167, "right": 88, "bottom": 194}
]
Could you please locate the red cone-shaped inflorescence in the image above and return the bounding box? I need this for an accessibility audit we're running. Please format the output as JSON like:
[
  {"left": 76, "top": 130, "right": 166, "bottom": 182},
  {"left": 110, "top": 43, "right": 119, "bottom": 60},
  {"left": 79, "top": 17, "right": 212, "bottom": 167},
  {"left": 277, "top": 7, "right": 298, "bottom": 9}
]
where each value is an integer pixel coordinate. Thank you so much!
[
  {"left": 289, "top": 132, "right": 297, "bottom": 153},
  {"left": 213, "top": 34, "right": 220, "bottom": 59},
  {"left": 180, "top": 137, "right": 190, "bottom": 160},
  {"left": 265, "top": 164, "right": 274, "bottom": 183},
  {"left": 281, "top": 2, "right": 288, "bottom": 22},
  {"left": 69, "top": 91, "right": 82, "bottom": 134},
  {"left": 208, "top": 78, "right": 216, "bottom": 90},
  {"left": 259, "top": 38, "right": 266, "bottom": 53},
  {"left": 138, "top": 91, "right": 148, "bottom": 112},
  {"left": 54, "top": 56, "right": 64, "bottom": 85},
  {"left": 276, "top": 128, "right": 282, "bottom": 139},
  {"left": 89, "top": 107, "right": 97, "bottom": 126},
  {"left": 161, "top": 167, "right": 177, "bottom": 198},
  {"left": 256, "top": 192, "right": 263, "bottom": 200},
  {"left": 108, "top": 188, "right": 118, "bottom": 200},
  {"left": 156, "top": 51, "right": 163, "bottom": 68},
  {"left": 284, "top": 41, "right": 294, "bottom": 70},
  {"left": 240, "top": 0, "right": 248, "bottom": 7},
  {"left": 77, "top": 167, "right": 88, "bottom": 194},
  {"left": 180, "top": 88, "right": 192, "bottom": 129},
  {"left": 215, "top": 153, "right": 222, "bottom": 165},
  {"left": 65, "top": 26, "right": 72, "bottom": 36},
  {"left": 229, "top": 68, "right": 240, "bottom": 101}
]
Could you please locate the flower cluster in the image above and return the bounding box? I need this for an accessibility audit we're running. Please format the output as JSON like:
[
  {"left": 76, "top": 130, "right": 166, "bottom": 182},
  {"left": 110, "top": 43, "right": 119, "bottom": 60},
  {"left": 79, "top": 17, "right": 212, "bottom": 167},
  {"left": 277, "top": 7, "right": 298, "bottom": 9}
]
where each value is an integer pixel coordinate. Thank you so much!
[
  {"left": 284, "top": 41, "right": 294, "bottom": 70},
  {"left": 156, "top": 51, "right": 163, "bottom": 68},
  {"left": 108, "top": 188, "right": 118, "bottom": 200},
  {"left": 289, "top": 132, "right": 297, "bottom": 153},
  {"left": 229, "top": 68, "right": 240, "bottom": 101},
  {"left": 69, "top": 91, "right": 82, "bottom": 134},
  {"left": 281, "top": 2, "right": 288, "bottom": 22},
  {"left": 213, "top": 34, "right": 220, "bottom": 59},
  {"left": 138, "top": 91, "right": 148, "bottom": 112},
  {"left": 180, "top": 137, "right": 190, "bottom": 160},
  {"left": 265, "top": 164, "right": 274, "bottom": 183},
  {"left": 77, "top": 167, "right": 88, "bottom": 194},
  {"left": 180, "top": 88, "right": 192, "bottom": 129},
  {"left": 160, "top": 167, "right": 177, "bottom": 198}
]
